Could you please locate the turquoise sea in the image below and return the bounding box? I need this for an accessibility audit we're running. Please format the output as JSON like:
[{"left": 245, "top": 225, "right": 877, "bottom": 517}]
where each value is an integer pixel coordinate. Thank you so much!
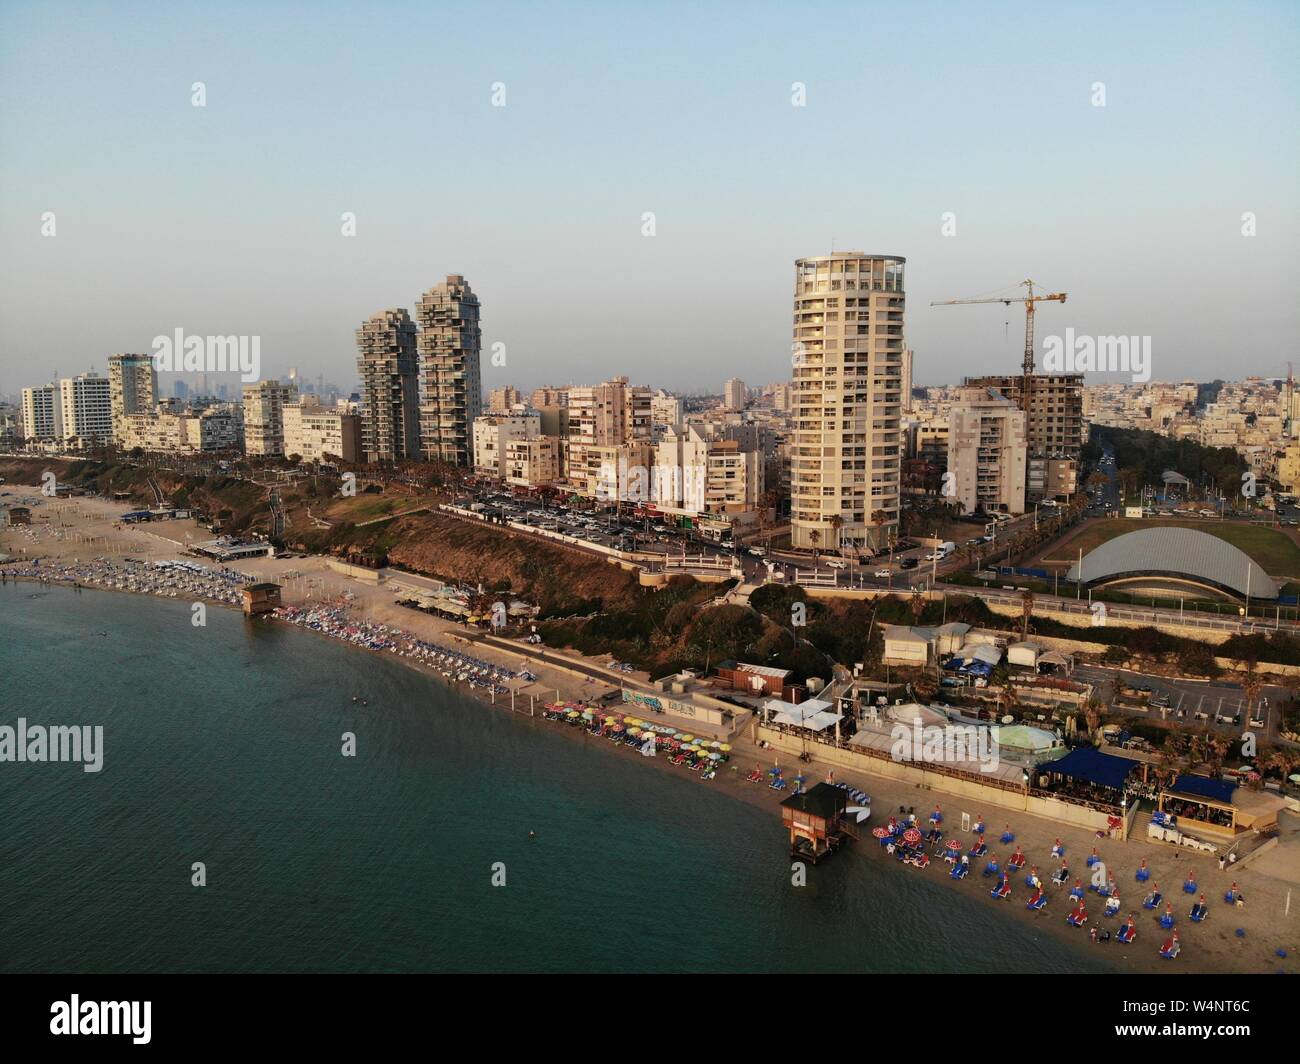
[{"left": 0, "top": 583, "right": 1111, "bottom": 973}]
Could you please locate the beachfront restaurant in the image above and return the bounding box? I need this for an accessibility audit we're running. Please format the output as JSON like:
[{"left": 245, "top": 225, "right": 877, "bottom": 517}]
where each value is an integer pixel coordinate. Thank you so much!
[
  {"left": 1034, "top": 746, "right": 1137, "bottom": 812},
  {"left": 1155, "top": 775, "right": 1284, "bottom": 839}
]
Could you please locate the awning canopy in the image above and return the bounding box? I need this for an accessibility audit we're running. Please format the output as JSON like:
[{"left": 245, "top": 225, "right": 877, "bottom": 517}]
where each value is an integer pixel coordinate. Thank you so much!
[
  {"left": 1045, "top": 746, "right": 1137, "bottom": 791},
  {"left": 1168, "top": 774, "right": 1236, "bottom": 804}
]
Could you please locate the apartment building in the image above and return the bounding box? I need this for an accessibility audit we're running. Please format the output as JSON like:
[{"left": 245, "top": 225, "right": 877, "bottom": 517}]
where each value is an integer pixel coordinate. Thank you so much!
[
  {"left": 723, "top": 377, "right": 746, "bottom": 412},
  {"left": 487, "top": 386, "right": 523, "bottom": 414},
  {"left": 565, "top": 377, "right": 652, "bottom": 490},
  {"left": 356, "top": 308, "right": 420, "bottom": 463},
  {"left": 789, "top": 253, "right": 905, "bottom": 552},
  {"left": 946, "top": 389, "right": 1027, "bottom": 514},
  {"left": 21, "top": 383, "right": 61, "bottom": 443},
  {"left": 652, "top": 425, "right": 763, "bottom": 516},
  {"left": 964, "top": 372, "right": 1084, "bottom": 501},
  {"left": 108, "top": 353, "right": 158, "bottom": 445},
  {"left": 472, "top": 411, "right": 541, "bottom": 478},
  {"left": 58, "top": 374, "right": 112, "bottom": 448},
  {"left": 242, "top": 380, "right": 298, "bottom": 456},
  {"left": 283, "top": 402, "right": 360, "bottom": 464},
  {"left": 416, "top": 274, "right": 482, "bottom": 466},
  {"left": 650, "top": 389, "right": 684, "bottom": 435},
  {"left": 503, "top": 436, "right": 563, "bottom": 489}
]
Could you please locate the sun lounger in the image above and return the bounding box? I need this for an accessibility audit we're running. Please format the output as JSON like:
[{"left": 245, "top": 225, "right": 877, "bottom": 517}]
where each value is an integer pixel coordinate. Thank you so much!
[
  {"left": 1182, "top": 878, "right": 1197, "bottom": 894},
  {"left": 982, "top": 860, "right": 1000, "bottom": 877},
  {"left": 1027, "top": 889, "right": 1047, "bottom": 911},
  {"left": 1190, "top": 903, "right": 1207, "bottom": 922},
  {"left": 1066, "top": 906, "right": 1088, "bottom": 927},
  {"left": 991, "top": 878, "right": 1011, "bottom": 900},
  {"left": 970, "top": 843, "right": 988, "bottom": 858},
  {"left": 1160, "top": 911, "right": 1176, "bottom": 929},
  {"left": 1142, "top": 891, "right": 1162, "bottom": 910},
  {"left": 1000, "top": 831, "right": 1015, "bottom": 844},
  {"left": 1117, "top": 922, "right": 1137, "bottom": 944},
  {"left": 950, "top": 861, "right": 969, "bottom": 880},
  {"left": 1160, "top": 937, "right": 1180, "bottom": 959},
  {"left": 1135, "top": 866, "right": 1150, "bottom": 883},
  {"left": 1104, "top": 896, "right": 1121, "bottom": 917},
  {"left": 1051, "top": 867, "right": 1069, "bottom": 886}
]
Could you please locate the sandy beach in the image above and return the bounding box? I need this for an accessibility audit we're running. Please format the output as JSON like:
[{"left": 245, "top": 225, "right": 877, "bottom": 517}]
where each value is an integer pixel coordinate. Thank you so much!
[{"left": 5, "top": 485, "right": 1298, "bottom": 974}]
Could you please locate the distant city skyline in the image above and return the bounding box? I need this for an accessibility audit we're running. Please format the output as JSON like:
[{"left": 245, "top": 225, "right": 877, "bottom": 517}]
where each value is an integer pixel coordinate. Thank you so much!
[{"left": 1, "top": 2, "right": 1296, "bottom": 396}]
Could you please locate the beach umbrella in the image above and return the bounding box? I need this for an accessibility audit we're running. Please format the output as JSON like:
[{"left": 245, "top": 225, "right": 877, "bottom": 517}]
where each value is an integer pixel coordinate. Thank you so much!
[
  {"left": 709, "top": 752, "right": 722, "bottom": 761},
  {"left": 946, "top": 839, "right": 962, "bottom": 852},
  {"left": 1290, "top": 774, "right": 1300, "bottom": 784},
  {"left": 903, "top": 828, "right": 922, "bottom": 845},
  {"left": 872, "top": 826, "right": 891, "bottom": 838},
  {"left": 719, "top": 744, "right": 732, "bottom": 752},
  {"left": 681, "top": 735, "right": 695, "bottom": 743}
]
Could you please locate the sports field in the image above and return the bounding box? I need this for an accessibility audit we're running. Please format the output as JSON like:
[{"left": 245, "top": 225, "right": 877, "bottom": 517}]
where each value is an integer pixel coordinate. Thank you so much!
[{"left": 1039, "top": 518, "right": 1300, "bottom": 580}]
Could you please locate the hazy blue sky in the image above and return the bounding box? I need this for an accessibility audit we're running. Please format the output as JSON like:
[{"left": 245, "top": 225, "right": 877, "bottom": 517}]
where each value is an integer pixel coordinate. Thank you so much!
[{"left": 1, "top": 1, "right": 1296, "bottom": 397}]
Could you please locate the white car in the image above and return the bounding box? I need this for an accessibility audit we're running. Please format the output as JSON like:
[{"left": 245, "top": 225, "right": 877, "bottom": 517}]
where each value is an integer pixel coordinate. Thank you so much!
[
  {"left": 874, "top": 568, "right": 892, "bottom": 578},
  {"left": 826, "top": 559, "right": 848, "bottom": 569}
]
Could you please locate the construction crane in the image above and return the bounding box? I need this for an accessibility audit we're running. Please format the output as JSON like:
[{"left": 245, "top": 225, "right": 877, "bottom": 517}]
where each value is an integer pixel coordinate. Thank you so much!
[{"left": 930, "top": 280, "right": 1068, "bottom": 393}]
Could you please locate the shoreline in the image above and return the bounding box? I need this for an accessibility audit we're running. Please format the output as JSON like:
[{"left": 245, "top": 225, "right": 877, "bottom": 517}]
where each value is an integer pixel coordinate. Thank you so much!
[{"left": 4, "top": 491, "right": 1298, "bottom": 974}]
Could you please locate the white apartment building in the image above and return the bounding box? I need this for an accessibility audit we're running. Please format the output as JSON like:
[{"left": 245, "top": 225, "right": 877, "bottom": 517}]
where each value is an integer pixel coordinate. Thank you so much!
[
  {"left": 652, "top": 425, "right": 763, "bottom": 516},
  {"left": 283, "top": 402, "right": 360, "bottom": 463},
  {"left": 59, "top": 374, "right": 112, "bottom": 447},
  {"left": 947, "top": 389, "right": 1027, "bottom": 515},
  {"left": 21, "top": 383, "right": 61, "bottom": 443},
  {"left": 242, "top": 380, "right": 297, "bottom": 456},
  {"left": 790, "top": 253, "right": 905, "bottom": 552},
  {"left": 472, "top": 411, "right": 541, "bottom": 477}
]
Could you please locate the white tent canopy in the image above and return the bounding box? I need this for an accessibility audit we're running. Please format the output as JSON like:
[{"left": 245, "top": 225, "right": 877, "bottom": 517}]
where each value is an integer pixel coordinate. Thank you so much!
[{"left": 764, "top": 697, "right": 842, "bottom": 731}]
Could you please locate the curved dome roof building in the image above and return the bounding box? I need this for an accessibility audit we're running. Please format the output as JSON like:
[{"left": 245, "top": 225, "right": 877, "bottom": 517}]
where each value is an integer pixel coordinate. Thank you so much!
[{"left": 1066, "top": 527, "right": 1279, "bottom": 601}]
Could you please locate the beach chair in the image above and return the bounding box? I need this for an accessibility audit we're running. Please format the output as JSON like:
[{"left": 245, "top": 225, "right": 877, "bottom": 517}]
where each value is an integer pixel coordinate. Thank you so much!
[
  {"left": 1000, "top": 830, "right": 1015, "bottom": 845},
  {"left": 1117, "top": 921, "right": 1137, "bottom": 944},
  {"left": 1135, "top": 864, "right": 1151, "bottom": 883},
  {"left": 950, "top": 861, "right": 969, "bottom": 880},
  {"left": 1051, "top": 866, "right": 1070, "bottom": 887},
  {"left": 1160, "top": 935, "right": 1180, "bottom": 959},
  {"left": 1159, "top": 909, "right": 1176, "bottom": 930},
  {"left": 1066, "top": 905, "right": 1088, "bottom": 927},
  {"left": 970, "top": 842, "right": 988, "bottom": 858},
  {"left": 1223, "top": 887, "right": 1238, "bottom": 904},
  {"left": 1027, "top": 889, "right": 1047, "bottom": 911},
  {"left": 1050, "top": 843, "right": 1064, "bottom": 859},
  {"left": 1007, "top": 851, "right": 1026, "bottom": 870},
  {"left": 1070, "top": 881, "right": 1085, "bottom": 900},
  {"left": 1086, "top": 850, "right": 1100, "bottom": 868},
  {"left": 1142, "top": 889, "right": 1162, "bottom": 910},
  {"left": 1190, "top": 902, "right": 1208, "bottom": 923},
  {"left": 1104, "top": 896, "right": 1121, "bottom": 917},
  {"left": 972, "top": 820, "right": 985, "bottom": 835},
  {"left": 1182, "top": 878, "right": 1197, "bottom": 895},
  {"left": 991, "top": 877, "right": 1011, "bottom": 900},
  {"left": 982, "top": 859, "right": 1000, "bottom": 878}
]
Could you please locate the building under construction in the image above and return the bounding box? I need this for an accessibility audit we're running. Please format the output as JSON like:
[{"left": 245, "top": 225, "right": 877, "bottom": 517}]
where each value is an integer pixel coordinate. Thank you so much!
[{"left": 962, "top": 373, "right": 1085, "bottom": 500}]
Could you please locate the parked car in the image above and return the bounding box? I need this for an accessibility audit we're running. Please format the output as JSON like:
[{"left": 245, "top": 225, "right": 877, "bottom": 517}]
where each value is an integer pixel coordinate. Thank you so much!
[
  {"left": 874, "top": 568, "right": 892, "bottom": 578},
  {"left": 826, "top": 559, "right": 848, "bottom": 569}
]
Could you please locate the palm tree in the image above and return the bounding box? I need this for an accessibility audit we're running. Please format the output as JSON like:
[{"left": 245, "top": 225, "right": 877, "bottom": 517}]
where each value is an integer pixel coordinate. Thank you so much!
[
  {"left": 1020, "top": 589, "right": 1035, "bottom": 640},
  {"left": 828, "top": 514, "right": 844, "bottom": 556}
]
